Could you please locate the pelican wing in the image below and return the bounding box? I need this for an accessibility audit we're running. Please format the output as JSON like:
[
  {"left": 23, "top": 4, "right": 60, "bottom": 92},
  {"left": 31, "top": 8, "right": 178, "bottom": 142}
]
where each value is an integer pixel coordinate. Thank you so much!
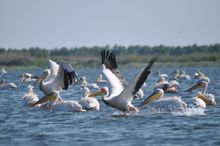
[
  {"left": 47, "top": 59, "right": 59, "bottom": 81},
  {"left": 101, "top": 50, "right": 127, "bottom": 96},
  {"left": 51, "top": 61, "right": 78, "bottom": 91},
  {"left": 119, "top": 57, "right": 157, "bottom": 102}
]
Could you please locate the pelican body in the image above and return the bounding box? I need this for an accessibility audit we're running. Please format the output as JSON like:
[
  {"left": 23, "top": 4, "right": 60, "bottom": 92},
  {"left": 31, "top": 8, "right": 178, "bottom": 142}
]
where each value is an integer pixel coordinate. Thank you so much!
[{"left": 89, "top": 50, "right": 156, "bottom": 113}]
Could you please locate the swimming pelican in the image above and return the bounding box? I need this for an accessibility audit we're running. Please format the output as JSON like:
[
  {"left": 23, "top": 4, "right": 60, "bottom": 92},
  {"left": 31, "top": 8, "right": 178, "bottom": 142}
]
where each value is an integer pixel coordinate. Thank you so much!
[
  {"left": 35, "top": 60, "right": 78, "bottom": 96},
  {"left": 155, "top": 76, "right": 179, "bottom": 93},
  {"left": 34, "top": 91, "right": 86, "bottom": 112},
  {"left": 186, "top": 80, "right": 216, "bottom": 106},
  {"left": 21, "top": 85, "right": 40, "bottom": 107},
  {"left": 0, "top": 67, "right": 7, "bottom": 76},
  {"left": 89, "top": 50, "right": 156, "bottom": 113},
  {"left": 96, "top": 74, "right": 108, "bottom": 84},
  {"left": 79, "top": 87, "right": 100, "bottom": 111},
  {"left": 194, "top": 70, "right": 210, "bottom": 82},
  {"left": 138, "top": 84, "right": 187, "bottom": 109},
  {"left": 20, "top": 73, "right": 38, "bottom": 82},
  {"left": 175, "top": 71, "right": 191, "bottom": 80},
  {"left": 76, "top": 76, "right": 100, "bottom": 89},
  {"left": 0, "top": 79, "right": 17, "bottom": 89}
]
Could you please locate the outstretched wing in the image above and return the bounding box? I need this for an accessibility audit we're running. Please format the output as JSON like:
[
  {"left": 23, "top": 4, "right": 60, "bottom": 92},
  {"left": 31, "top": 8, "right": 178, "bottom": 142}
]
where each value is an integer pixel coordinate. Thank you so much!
[
  {"left": 101, "top": 50, "right": 127, "bottom": 96},
  {"left": 119, "top": 57, "right": 157, "bottom": 102}
]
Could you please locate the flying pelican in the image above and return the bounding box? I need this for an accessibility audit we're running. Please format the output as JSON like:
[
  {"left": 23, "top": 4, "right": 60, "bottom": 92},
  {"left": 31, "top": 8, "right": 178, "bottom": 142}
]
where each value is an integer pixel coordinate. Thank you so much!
[
  {"left": 20, "top": 73, "right": 38, "bottom": 82},
  {"left": 89, "top": 50, "right": 156, "bottom": 113},
  {"left": 76, "top": 76, "right": 100, "bottom": 89},
  {"left": 35, "top": 60, "right": 78, "bottom": 96},
  {"left": 185, "top": 80, "right": 216, "bottom": 106},
  {"left": 21, "top": 85, "right": 40, "bottom": 107},
  {"left": 0, "top": 79, "right": 17, "bottom": 89}
]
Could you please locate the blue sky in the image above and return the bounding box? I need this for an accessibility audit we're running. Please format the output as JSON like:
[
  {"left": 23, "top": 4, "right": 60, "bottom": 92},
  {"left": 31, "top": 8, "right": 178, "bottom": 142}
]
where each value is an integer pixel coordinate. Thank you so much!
[{"left": 0, "top": 0, "right": 219, "bottom": 49}]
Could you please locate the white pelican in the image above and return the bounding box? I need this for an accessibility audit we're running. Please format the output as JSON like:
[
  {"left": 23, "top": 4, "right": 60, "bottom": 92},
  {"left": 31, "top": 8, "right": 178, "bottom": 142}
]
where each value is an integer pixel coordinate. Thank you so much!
[
  {"left": 157, "top": 71, "right": 169, "bottom": 78},
  {"left": 194, "top": 70, "right": 210, "bottom": 82},
  {"left": 20, "top": 73, "right": 38, "bottom": 82},
  {"left": 96, "top": 74, "right": 108, "bottom": 84},
  {"left": 89, "top": 50, "right": 156, "bottom": 113},
  {"left": 186, "top": 80, "right": 216, "bottom": 106},
  {"left": 138, "top": 84, "right": 187, "bottom": 110},
  {"left": 155, "top": 76, "right": 179, "bottom": 93},
  {"left": 79, "top": 87, "right": 100, "bottom": 111},
  {"left": 35, "top": 60, "right": 78, "bottom": 96},
  {"left": 21, "top": 85, "right": 40, "bottom": 107},
  {"left": 34, "top": 91, "right": 86, "bottom": 112},
  {"left": 76, "top": 76, "right": 100, "bottom": 89},
  {"left": 0, "top": 67, "right": 7, "bottom": 76},
  {"left": 0, "top": 79, "right": 17, "bottom": 89},
  {"left": 175, "top": 71, "right": 191, "bottom": 80}
]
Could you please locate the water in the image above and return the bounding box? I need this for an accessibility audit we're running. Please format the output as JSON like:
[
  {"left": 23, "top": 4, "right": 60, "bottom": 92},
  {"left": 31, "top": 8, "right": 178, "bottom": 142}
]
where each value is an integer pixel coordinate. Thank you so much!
[{"left": 0, "top": 67, "right": 220, "bottom": 146}]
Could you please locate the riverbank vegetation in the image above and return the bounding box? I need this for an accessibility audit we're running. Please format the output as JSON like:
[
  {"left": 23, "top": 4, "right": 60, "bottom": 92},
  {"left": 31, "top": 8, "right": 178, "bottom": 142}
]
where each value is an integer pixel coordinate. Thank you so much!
[{"left": 0, "top": 44, "right": 220, "bottom": 68}]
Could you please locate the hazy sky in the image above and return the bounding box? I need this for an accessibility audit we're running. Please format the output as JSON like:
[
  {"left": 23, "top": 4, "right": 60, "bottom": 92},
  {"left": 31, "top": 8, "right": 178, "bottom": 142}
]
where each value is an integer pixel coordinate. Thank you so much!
[{"left": 0, "top": 0, "right": 219, "bottom": 49}]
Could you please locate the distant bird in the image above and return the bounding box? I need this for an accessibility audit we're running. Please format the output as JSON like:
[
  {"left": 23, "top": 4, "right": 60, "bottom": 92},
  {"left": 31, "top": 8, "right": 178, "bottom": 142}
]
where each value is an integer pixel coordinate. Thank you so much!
[
  {"left": 175, "top": 71, "right": 191, "bottom": 81},
  {"left": 20, "top": 73, "right": 38, "bottom": 82},
  {"left": 0, "top": 79, "right": 17, "bottom": 89},
  {"left": 155, "top": 75, "right": 179, "bottom": 93},
  {"left": 76, "top": 76, "right": 100, "bottom": 89},
  {"left": 88, "top": 50, "right": 156, "bottom": 113},
  {"left": 0, "top": 67, "right": 7, "bottom": 77},
  {"left": 96, "top": 74, "right": 108, "bottom": 84}
]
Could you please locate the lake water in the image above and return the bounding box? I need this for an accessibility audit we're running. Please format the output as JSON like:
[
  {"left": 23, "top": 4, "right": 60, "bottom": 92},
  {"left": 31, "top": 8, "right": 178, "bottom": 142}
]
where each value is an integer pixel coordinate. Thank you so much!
[{"left": 0, "top": 67, "right": 220, "bottom": 146}]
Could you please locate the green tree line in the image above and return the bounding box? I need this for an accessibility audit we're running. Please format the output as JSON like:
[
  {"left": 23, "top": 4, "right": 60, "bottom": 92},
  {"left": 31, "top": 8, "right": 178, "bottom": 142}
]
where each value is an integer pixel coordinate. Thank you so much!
[{"left": 0, "top": 44, "right": 220, "bottom": 67}]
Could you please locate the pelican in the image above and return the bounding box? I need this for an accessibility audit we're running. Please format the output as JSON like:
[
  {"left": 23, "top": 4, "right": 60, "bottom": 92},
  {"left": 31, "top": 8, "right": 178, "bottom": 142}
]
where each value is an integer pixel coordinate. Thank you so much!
[
  {"left": 34, "top": 91, "right": 86, "bottom": 112},
  {"left": 35, "top": 60, "right": 78, "bottom": 96},
  {"left": 175, "top": 71, "right": 191, "bottom": 80},
  {"left": 89, "top": 50, "right": 156, "bottom": 113},
  {"left": 0, "top": 67, "right": 7, "bottom": 76},
  {"left": 79, "top": 87, "right": 100, "bottom": 111},
  {"left": 155, "top": 75, "right": 179, "bottom": 93},
  {"left": 185, "top": 80, "right": 216, "bottom": 106},
  {"left": 0, "top": 79, "right": 17, "bottom": 89},
  {"left": 76, "top": 76, "right": 100, "bottom": 89},
  {"left": 20, "top": 73, "right": 38, "bottom": 82},
  {"left": 21, "top": 85, "right": 40, "bottom": 107},
  {"left": 138, "top": 84, "right": 187, "bottom": 110},
  {"left": 194, "top": 70, "right": 210, "bottom": 82},
  {"left": 96, "top": 74, "right": 108, "bottom": 84}
]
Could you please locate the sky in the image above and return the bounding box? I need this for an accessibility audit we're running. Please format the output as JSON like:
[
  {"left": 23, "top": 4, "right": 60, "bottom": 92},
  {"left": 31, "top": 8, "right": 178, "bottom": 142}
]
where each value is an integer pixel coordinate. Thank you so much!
[{"left": 0, "top": 0, "right": 219, "bottom": 49}]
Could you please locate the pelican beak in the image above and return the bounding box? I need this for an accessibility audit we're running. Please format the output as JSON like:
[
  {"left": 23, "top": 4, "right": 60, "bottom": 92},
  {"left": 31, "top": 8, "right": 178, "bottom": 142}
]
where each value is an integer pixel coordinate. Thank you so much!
[
  {"left": 34, "top": 93, "right": 57, "bottom": 106},
  {"left": 185, "top": 82, "right": 204, "bottom": 92},
  {"left": 89, "top": 88, "right": 107, "bottom": 97},
  {"left": 139, "top": 91, "right": 162, "bottom": 107}
]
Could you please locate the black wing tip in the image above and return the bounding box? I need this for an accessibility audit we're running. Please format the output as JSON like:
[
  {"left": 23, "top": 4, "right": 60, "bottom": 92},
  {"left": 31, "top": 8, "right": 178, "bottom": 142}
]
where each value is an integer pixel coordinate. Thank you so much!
[{"left": 101, "top": 49, "right": 118, "bottom": 69}]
